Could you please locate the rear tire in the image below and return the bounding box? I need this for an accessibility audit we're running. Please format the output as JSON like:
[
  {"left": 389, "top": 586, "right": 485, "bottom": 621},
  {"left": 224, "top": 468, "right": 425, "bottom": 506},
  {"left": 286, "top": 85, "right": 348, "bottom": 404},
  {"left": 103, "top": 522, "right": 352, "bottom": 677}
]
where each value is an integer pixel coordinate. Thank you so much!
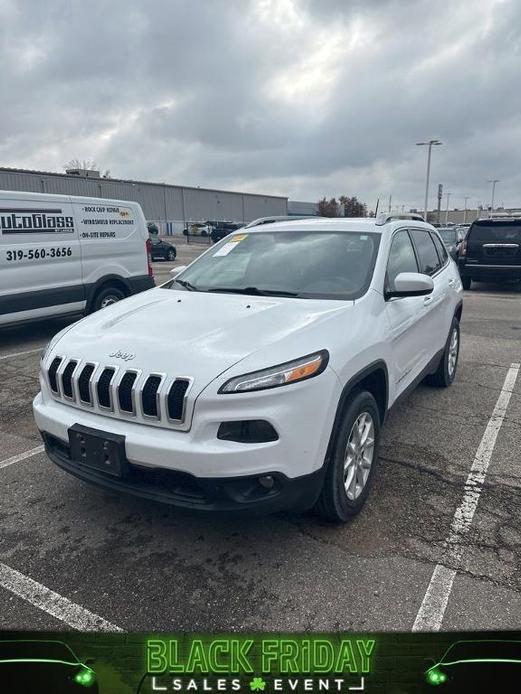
[
  {"left": 427, "top": 318, "right": 460, "bottom": 388},
  {"left": 167, "top": 248, "right": 176, "bottom": 261},
  {"left": 461, "top": 276, "right": 471, "bottom": 290},
  {"left": 92, "top": 286, "right": 126, "bottom": 312},
  {"left": 315, "top": 389, "right": 380, "bottom": 522}
]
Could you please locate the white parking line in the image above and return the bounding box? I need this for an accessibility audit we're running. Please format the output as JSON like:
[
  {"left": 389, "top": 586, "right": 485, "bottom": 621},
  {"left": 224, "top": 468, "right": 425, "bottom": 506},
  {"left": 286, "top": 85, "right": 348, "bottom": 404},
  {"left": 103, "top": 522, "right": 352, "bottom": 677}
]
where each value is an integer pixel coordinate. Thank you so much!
[
  {"left": 413, "top": 362, "right": 520, "bottom": 631},
  {"left": 0, "top": 445, "right": 45, "bottom": 470},
  {"left": 0, "top": 562, "right": 123, "bottom": 631},
  {"left": 0, "top": 347, "right": 43, "bottom": 361}
]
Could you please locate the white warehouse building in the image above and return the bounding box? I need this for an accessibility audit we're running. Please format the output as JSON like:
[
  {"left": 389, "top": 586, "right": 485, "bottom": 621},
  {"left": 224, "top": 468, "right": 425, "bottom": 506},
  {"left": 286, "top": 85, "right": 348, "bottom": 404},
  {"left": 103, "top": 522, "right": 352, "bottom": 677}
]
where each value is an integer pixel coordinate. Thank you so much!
[{"left": 0, "top": 167, "right": 288, "bottom": 235}]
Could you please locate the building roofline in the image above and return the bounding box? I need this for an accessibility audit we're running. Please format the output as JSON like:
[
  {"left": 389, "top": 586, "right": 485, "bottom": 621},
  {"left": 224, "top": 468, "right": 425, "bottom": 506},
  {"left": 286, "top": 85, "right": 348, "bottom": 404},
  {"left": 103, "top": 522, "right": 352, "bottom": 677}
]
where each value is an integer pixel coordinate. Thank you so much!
[{"left": 0, "top": 166, "right": 288, "bottom": 201}]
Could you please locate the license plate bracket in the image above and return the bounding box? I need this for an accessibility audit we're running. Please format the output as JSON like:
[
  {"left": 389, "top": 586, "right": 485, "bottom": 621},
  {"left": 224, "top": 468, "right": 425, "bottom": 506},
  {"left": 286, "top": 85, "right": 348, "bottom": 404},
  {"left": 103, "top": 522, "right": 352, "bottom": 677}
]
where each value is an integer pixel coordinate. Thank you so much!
[{"left": 68, "top": 424, "right": 127, "bottom": 478}]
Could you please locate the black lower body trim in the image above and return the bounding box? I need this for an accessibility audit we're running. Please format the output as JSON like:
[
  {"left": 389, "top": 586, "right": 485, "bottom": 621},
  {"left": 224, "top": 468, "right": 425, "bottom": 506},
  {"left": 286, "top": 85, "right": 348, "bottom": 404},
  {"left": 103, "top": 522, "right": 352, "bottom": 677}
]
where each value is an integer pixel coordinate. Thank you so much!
[
  {"left": 41, "top": 431, "right": 324, "bottom": 514},
  {"left": 0, "top": 283, "right": 85, "bottom": 316}
]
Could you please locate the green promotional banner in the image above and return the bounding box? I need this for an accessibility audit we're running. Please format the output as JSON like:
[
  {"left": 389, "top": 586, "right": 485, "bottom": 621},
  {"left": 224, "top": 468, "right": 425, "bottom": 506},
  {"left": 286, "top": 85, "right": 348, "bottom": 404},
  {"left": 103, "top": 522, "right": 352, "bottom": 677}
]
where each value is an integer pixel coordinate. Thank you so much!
[{"left": 1, "top": 631, "right": 520, "bottom": 692}]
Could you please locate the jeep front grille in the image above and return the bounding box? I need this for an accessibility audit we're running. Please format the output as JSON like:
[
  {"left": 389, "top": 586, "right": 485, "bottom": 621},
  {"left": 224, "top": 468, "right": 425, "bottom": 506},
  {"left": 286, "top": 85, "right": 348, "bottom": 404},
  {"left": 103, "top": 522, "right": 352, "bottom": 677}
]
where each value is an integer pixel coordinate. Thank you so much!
[{"left": 46, "top": 357, "right": 192, "bottom": 428}]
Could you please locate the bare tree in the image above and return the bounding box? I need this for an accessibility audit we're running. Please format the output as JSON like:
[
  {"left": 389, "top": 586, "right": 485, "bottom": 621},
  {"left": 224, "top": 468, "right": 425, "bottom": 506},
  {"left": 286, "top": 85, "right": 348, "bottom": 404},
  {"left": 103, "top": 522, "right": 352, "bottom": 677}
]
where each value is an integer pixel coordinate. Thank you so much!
[
  {"left": 339, "top": 195, "right": 367, "bottom": 217},
  {"left": 64, "top": 159, "right": 100, "bottom": 171},
  {"left": 317, "top": 197, "right": 340, "bottom": 217}
]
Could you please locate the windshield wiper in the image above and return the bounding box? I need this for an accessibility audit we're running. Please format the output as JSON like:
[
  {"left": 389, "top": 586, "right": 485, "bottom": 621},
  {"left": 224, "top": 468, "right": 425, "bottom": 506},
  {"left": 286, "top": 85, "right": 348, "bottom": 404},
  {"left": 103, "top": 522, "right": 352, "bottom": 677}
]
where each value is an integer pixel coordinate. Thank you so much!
[
  {"left": 174, "top": 278, "right": 200, "bottom": 291},
  {"left": 207, "top": 286, "right": 300, "bottom": 297}
]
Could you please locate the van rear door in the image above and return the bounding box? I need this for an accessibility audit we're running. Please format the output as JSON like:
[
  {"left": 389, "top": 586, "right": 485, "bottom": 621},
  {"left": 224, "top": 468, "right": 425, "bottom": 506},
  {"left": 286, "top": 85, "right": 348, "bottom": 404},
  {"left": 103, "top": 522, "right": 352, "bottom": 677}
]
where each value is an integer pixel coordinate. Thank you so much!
[
  {"left": 466, "top": 220, "right": 521, "bottom": 266},
  {"left": 0, "top": 194, "right": 84, "bottom": 325}
]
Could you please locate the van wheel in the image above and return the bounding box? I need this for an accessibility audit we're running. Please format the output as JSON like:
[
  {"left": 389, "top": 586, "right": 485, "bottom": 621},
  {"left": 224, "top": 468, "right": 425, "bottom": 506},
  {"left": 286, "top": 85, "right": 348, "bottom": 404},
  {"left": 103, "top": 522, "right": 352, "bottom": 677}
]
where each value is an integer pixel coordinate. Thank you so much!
[
  {"left": 462, "top": 277, "right": 471, "bottom": 290},
  {"left": 315, "top": 389, "right": 380, "bottom": 522},
  {"left": 92, "top": 286, "right": 126, "bottom": 311}
]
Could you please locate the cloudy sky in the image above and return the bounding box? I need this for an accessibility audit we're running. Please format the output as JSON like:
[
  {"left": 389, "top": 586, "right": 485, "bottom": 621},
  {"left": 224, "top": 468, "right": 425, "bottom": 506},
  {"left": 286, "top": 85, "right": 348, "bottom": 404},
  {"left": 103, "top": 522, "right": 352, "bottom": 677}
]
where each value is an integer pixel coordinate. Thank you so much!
[{"left": 1, "top": 0, "right": 520, "bottom": 210}]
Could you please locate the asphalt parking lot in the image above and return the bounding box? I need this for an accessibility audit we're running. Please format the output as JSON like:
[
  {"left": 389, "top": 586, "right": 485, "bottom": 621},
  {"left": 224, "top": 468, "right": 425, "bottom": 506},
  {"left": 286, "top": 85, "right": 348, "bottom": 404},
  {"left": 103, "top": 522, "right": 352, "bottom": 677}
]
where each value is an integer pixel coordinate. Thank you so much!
[{"left": 1, "top": 241, "right": 520, "bottom": 634}]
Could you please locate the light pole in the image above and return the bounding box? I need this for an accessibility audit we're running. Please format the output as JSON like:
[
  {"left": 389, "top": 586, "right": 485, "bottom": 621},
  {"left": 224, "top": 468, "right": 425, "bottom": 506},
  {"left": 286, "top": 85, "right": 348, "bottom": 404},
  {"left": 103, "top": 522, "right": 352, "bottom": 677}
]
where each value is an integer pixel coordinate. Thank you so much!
[
  {"left": 463, "top": 196, "right": 469, "bottom": 224},
  {"left": 487, "top": 179, "right": 499, "bottom": 216},
  {"left": 445, "top": 192, "right": 451, "bottom": 224},
  {"left": 416, "top": 139, "right": 443, "bottom": 222}
]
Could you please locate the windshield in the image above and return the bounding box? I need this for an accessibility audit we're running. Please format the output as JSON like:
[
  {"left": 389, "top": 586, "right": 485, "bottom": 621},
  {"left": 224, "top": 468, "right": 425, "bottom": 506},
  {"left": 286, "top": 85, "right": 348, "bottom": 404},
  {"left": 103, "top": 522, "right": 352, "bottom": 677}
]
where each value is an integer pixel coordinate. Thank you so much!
[
  {"left": 442, "top": 641, "right": 521, "bottom": 663},
  {"left": 166, "top": 230, "right": 380, "bottom": 300},
  {"left": 0, "top": 641, "right": 77, "bottom": 662}
]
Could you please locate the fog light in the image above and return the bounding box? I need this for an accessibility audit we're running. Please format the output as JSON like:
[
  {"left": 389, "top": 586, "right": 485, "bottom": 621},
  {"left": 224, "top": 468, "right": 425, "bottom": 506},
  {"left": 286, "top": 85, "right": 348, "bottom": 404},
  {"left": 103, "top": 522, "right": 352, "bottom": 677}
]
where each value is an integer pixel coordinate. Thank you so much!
[
  {"left": 258, "top": 475, "right": 275, "bottom": 490},
  {"left": 217, "top": 420, "right": 278, "bottom": 443}
]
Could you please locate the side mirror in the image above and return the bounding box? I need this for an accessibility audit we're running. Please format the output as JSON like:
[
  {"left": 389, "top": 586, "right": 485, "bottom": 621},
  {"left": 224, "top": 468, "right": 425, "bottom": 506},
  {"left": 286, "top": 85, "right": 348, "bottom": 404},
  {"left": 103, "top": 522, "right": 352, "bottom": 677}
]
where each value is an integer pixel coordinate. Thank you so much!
[
  {"left": 386, "top": 272, "right": 434, "bottom": 299},
  {"left": 449, "top": 245, "right": 458, "bottom": 261},
  {"left": 170, "top": 265, "right": 187, "bottom": 277}
]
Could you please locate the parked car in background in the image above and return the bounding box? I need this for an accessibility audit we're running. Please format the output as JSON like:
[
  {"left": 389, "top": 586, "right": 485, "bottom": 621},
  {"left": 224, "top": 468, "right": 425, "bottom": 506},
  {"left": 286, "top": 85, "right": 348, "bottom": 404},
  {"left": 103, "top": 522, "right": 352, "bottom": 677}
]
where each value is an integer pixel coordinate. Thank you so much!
[
  {"left": 183, "top": 222, "right": 212, "bottom": 236},
  {"left": 209, "top": 221, "right": 244, "bottom": 243},
  {"left": 0, "top": 190, "right": 154, "bottom": 327},
  {"left": 147, "top": 222, "right": 177, "bottom": 261},
  {"left": 458, "top": 217, "right": 521, "bottom": 289},
  {"left": 438, "top": 226, "right": 465, "bottom": 259}
]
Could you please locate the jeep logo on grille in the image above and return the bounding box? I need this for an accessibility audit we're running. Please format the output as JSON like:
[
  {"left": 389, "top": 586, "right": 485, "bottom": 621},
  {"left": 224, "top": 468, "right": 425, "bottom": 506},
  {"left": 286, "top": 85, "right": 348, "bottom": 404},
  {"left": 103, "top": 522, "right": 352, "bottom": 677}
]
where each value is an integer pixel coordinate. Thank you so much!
[{"left": 109, "top": 350, "right": 135, "bottom": 362}]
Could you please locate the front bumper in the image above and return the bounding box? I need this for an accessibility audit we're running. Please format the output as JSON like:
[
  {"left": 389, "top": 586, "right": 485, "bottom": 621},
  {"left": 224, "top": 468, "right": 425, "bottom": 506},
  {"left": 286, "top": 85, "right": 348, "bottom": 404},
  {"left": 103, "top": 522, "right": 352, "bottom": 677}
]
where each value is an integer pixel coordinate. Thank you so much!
[{"left": 41, "top": 431, "right": 324, "bottom": 513}]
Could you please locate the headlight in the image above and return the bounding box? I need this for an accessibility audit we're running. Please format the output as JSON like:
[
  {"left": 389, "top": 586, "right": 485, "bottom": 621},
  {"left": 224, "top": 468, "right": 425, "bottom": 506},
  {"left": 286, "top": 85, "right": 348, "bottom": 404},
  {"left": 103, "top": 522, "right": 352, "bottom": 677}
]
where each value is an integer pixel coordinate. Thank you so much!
[
  {"left": 426, "top": 667, "right": 447, "bottom": 685},
  {"left": 219, "top": 350, "right": 329, "bottom": 394},
  {"left": 75, "top": 666, "right": 96, "bottom": 687}
]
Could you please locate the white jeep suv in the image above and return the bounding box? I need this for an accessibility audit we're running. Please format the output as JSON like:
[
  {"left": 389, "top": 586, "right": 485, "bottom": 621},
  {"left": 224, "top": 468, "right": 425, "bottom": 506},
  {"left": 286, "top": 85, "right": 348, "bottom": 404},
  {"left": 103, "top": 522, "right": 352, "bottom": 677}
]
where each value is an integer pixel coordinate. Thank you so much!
[{"left": 34, "top": 214, "right": 463, "bottom": 522}]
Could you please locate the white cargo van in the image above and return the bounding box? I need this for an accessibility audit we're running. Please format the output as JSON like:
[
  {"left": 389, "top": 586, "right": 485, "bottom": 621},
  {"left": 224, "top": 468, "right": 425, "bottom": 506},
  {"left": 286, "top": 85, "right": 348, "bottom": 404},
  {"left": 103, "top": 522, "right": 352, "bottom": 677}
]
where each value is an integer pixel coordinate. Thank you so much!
[{"left": 0, "top": 190, "right": 155, "bottom": 327}]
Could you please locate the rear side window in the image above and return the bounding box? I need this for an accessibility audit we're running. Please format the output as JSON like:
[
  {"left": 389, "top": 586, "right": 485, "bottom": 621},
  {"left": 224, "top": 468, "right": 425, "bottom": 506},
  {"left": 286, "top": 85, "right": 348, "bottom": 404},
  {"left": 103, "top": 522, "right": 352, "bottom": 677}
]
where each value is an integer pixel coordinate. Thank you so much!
[
  {"left": 410, "top": 229, "right": 441, "bottom": 275},
  {"left": 386, "top": 230, "right": 418, "bottom": 289},
  {"left": 430, "top": 232, "right": 448, "bottom": 263},
  {"left": 469, "top": 222, "right": 521, "bottom": 243}
]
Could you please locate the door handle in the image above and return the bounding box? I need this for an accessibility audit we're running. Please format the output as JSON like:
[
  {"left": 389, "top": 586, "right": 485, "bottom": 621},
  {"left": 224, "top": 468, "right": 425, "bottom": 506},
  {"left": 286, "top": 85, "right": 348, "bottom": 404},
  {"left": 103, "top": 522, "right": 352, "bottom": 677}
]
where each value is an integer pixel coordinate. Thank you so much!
[
  {"left": 424, "top": 296, "right": 433, "bottom": 305},
  {"left": 448, "top": 278, "right": 456, "bottom": 286}
]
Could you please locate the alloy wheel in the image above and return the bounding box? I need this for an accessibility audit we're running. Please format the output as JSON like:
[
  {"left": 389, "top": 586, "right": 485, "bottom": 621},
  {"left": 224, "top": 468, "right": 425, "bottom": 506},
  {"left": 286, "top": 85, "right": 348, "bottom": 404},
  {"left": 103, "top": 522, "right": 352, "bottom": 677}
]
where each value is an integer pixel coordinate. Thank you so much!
[{"left": 343, "top": 411, "right": 375, "bottom": 500}]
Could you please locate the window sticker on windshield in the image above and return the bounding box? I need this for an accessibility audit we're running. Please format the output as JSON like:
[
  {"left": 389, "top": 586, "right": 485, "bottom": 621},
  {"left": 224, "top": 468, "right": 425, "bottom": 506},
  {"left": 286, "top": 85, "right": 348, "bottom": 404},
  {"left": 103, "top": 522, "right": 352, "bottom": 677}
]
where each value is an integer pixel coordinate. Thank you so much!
[
  {"left": 213, "top": 241, "right": 240, "bottom": 257},
  {"left": 213, "top": 234, "right": 247, "bottom": 256}
]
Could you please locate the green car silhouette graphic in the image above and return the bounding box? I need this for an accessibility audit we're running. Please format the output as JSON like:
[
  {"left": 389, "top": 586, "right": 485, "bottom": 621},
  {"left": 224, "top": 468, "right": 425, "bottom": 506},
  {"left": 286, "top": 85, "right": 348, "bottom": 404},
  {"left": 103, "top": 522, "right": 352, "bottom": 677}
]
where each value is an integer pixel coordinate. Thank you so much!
[
  {"left": 425, "top": 639, "right": 521, "bottom": 692},
  {"left": 0, "top": 640, "right": 97, "bottom": 693}
]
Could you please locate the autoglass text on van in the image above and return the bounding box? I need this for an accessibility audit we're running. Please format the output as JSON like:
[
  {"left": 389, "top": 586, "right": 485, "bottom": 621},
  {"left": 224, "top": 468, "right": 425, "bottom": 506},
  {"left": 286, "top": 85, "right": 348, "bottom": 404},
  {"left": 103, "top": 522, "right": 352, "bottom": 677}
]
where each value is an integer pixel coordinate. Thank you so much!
[{"left": 0, "top": 208, "right": 74, "bottom": 234}]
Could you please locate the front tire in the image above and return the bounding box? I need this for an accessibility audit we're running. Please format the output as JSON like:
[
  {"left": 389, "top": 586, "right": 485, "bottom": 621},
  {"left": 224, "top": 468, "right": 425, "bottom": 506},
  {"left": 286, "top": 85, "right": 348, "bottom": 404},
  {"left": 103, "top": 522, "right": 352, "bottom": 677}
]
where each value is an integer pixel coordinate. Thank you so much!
[
  {"left": 92, "top": 286, "right": 126, "bottom": 312},
  {"left": 167, "top": 248, "right": 176, "bottom": 261},
  {"left": 427, "top": 318, "right": 460, "bottom": 387},
  {"left": 315, "top": 389, "right": 380, "bottom": 522}
]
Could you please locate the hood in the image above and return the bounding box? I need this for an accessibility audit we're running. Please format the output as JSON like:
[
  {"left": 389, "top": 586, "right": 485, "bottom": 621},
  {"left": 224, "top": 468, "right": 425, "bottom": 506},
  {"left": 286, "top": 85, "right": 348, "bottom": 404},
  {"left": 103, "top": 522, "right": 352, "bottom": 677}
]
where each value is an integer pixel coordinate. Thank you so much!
[{"left": 51, "top": 287, "right": 351, "bottom": 390}]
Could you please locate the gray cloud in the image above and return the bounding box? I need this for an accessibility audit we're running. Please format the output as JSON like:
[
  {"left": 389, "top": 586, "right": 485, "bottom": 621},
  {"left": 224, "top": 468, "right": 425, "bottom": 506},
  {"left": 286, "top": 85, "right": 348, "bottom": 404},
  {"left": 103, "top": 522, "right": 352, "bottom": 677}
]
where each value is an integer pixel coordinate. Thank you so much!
[{"left": 1, "top": 0, "right": 520, "bottom": 209}]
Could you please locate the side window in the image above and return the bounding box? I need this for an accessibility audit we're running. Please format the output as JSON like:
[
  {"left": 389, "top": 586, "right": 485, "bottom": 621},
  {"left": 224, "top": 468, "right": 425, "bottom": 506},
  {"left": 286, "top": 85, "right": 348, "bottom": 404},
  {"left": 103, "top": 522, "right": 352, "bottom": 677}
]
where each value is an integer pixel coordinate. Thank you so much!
[
  {"left": 386, "top": 230, "right": 419, "bottom": 289},
  {"left": 430, "top": 232, "right": 448, "bottom": 264},
  {"left": 410, "top": 229, "right": 441, "bottom": 275}
]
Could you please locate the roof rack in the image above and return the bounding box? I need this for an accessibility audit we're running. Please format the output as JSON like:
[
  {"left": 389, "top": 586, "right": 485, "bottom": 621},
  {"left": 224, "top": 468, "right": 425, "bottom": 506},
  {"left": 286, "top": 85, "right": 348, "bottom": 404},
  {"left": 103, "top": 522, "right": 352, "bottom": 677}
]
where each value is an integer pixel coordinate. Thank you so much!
[{"left": 375, "top": 212, "right": 425, "bottom": 226}]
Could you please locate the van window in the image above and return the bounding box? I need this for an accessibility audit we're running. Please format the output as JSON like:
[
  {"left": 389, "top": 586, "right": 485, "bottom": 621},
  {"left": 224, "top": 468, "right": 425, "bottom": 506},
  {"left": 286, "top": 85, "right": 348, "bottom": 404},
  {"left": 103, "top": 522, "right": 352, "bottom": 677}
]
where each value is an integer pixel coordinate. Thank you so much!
[{"left": 410, "top": 229, "right": 441, "bottom": 275}]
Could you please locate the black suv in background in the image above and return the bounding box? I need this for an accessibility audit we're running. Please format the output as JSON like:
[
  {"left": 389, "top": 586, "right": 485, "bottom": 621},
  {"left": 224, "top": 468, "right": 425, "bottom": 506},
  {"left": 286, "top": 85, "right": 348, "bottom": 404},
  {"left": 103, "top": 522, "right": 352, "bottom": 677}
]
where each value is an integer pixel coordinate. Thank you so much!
[
  {"left": 458, "top": 218, "right": 521, "bottom": 289},
  {"left": 209, "top": 221, "right": 244, "bottom": 243}
]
